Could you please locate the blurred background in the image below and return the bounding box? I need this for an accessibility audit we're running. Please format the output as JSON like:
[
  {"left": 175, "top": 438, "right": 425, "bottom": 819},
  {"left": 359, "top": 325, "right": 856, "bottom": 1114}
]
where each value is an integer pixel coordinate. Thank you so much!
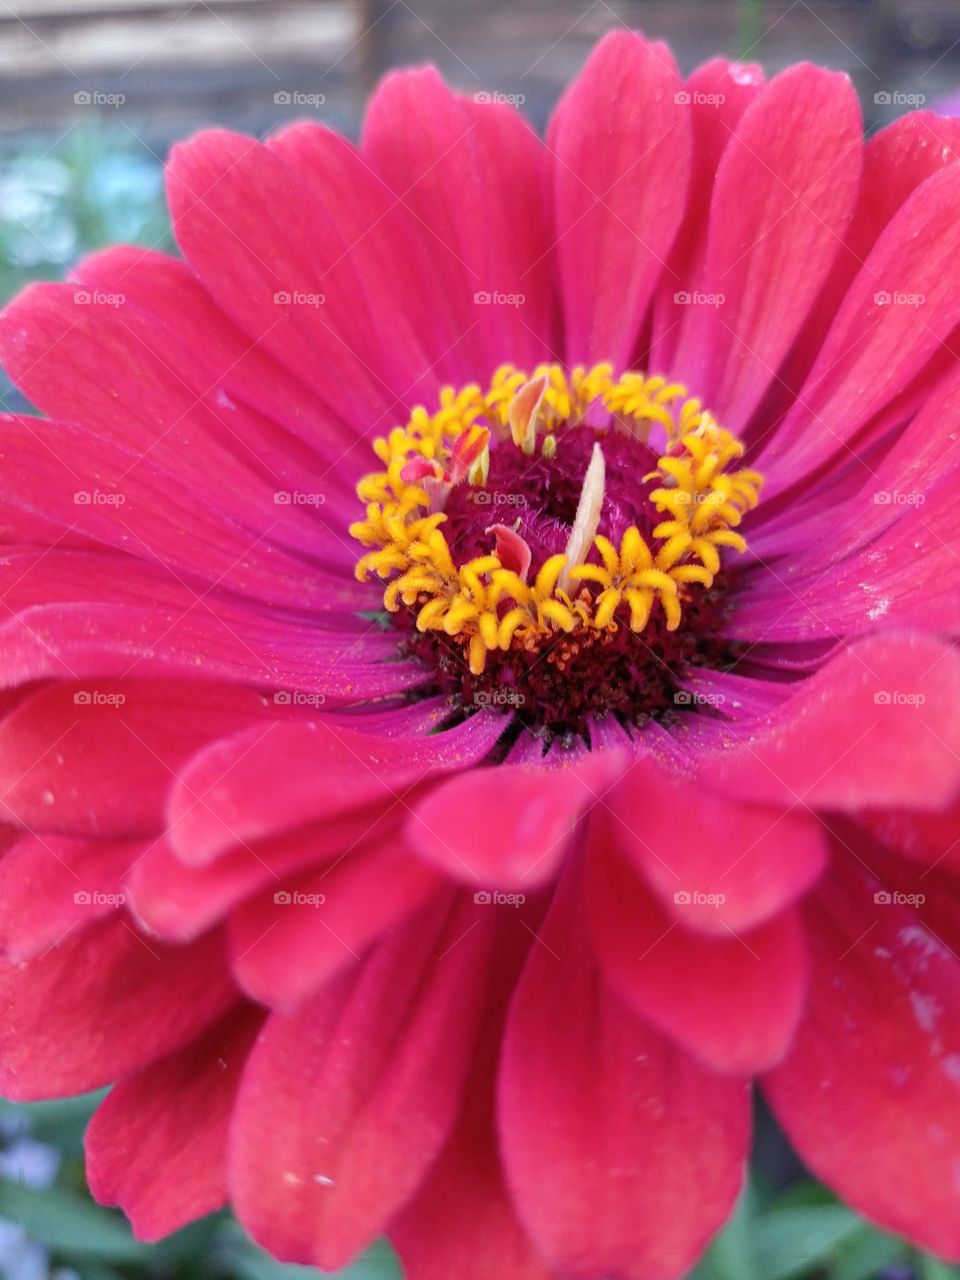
[{"left": 1, "top": 1, "right": 960, "bottom": 1277}]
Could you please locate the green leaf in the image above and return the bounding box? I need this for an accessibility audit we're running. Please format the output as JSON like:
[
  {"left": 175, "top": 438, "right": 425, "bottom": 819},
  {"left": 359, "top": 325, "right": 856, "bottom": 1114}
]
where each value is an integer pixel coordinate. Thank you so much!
[
  {"left": 917, "top": 1255, "right": 960, "bottom": 1280},
  {"left": 1, "top": 1090, "right": 105, "bottom": 1156},
  {"left": 829, "top": 1225, "right": 907, "bottom": 1280},
  {"left": 751, "top": 1204, "right": 863, "bottom": 1280},
  {"left": 221, "top": 1224, "right": 401, "bottom": 1280},
  {"left": 0, "top": 1177, "right": 150, "bottom": 1262},
  {"left": 685, "top": 1182, "right": 757, "bottom": 1280}
]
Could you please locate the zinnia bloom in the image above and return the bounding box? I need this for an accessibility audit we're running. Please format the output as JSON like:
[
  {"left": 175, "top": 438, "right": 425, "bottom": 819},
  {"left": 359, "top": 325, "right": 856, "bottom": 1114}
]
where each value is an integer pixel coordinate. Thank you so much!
[{"left": 3, "top": 29, "right": 960, "bottom": 1280}]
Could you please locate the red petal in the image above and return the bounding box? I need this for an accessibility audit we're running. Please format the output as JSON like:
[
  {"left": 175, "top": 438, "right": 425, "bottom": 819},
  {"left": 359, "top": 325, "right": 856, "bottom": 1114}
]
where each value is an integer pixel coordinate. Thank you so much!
[
  {"left": 766, "top": 856, "right": 960, "bottom": 1259},
  {"left": 168, "top": 713, "right": 504, "bottom": 863},
  {"left": 228, "top": 838, "right": 442, "bottom": 1006},
  {"left": 0, "top": 832, "right": 147, "bottom": 959},
  {"left": 0, "top": 680, "right": 273, "bottom": 838},
  {"left": 671, "top": 63, "right": 862, "bottom": 427},
  {"left": 229, "top": 893, "right": 492, "bottom": 1270},
  {"left": 499, "top": 865, "right": 749, "bottom": 1280},
  {"left": 547, "top": 31, "right": 691, "bottom": 368},
  {"left": 0, "top": 918, "right": 235, "bottom": 1098},
  {"left": 86, "top": 1006, "right": 262, "bottom": 1239},
  {"left": 362, "top": 69, "right": 556, "bottom": 376},
  {"left": 588, "top": 828, "right": 808, "bottom": 1072},
  {"left": 408, "top": 756, "right": 617, "bottom": 890},
  {"left": 762, "top": 161, "right": 960, "bottom": 490},
  {"left": 610, "top": 759, "right": 827, "bottom": 935},
  {"left": 706, "top": 634, "right": 960, "bottom": 812}
]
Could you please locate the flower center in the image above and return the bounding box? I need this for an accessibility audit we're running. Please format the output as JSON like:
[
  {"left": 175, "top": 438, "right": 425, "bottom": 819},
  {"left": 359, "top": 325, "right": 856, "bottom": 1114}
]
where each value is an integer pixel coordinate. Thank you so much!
[{"left": 351, "top": 364, "right": 763, "bottom": 744}]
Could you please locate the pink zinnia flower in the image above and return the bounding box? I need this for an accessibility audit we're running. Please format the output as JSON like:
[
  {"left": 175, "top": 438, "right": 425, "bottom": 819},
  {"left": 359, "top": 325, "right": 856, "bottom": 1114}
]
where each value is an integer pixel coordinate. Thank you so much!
[{"left": 3, "top": 29, "right": 960, "bottom": 1280}]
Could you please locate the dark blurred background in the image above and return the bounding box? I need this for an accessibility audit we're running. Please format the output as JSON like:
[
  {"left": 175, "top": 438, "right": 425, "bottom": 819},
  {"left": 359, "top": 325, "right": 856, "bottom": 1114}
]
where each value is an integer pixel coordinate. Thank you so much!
[{"left": 1, "top": 0, "right": 960, "bottom": 140}]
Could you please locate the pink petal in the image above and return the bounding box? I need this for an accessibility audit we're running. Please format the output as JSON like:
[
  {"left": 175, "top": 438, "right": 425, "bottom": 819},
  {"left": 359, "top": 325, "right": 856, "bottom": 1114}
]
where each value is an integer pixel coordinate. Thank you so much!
[
  {"left": 229, "top": 893, "right": 492, "bottom": 1271},
  {"left": 407, "top": 755, "right": 618, "bottom": 890},
  {"left": 0, "top": 680, "right": 277, "bottom": 838},
  {"left": 362, "top": 69, "right": 556, "bottom": 375},
  {"left": 0, "top": 832, "right": 148, "bottom": 959},
  {"left": 648, "top": 57, "right": 766, "bottom": 370},
  {"left": 761, "top": 161, "right": 960, "bottom": 491},
  {"left": 126, "top": 813, "right": 399, "bottom": 941},
  {"left": 670, "top": 63, "right": 862, "bottom": 428},
  {"left": 706, "top": 634, "right": 960, "bottom": 812},
  {"left": 610, "top": 759, "right": 827, "bottom": 935},
  {"left": 499, "top": 866, "right": 750, "bottom": 1280},
  {"left": 166, "top": 130, "right": 400, "bottom": 430},
  {"left": 546, "top": 30, "right": 691, "bottom": 368},
  {"left": 228, "top": 839, "right": 443, "bottom": 1006},
  {"left": 86, "top": 1006, "right": 262, "bottom": 1239},
  {"left": 587, "top": 830, "right": 808, "bottom": 1072},
  {"left": 765, "top": 857, "right": 960, "bottom": 1259},
  {"left": 0, "top": 918, "right": 235, "bottom": 1098},
  {"left": 168, "top": 713, "right": 505, "bottom": 864}
]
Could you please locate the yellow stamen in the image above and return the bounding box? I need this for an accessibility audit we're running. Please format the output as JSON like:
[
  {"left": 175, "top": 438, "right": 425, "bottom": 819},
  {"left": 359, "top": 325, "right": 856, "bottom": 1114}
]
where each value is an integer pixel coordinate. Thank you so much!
[{"left": 350, "top": 364, "right": 763, "bottom": 671}]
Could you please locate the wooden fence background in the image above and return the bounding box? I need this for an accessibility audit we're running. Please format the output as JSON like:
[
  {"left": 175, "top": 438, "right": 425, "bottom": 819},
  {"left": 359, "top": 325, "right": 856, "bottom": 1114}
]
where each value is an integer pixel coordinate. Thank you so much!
[{"left": 1, "top": 0, "right": 959, "bottom": 144}]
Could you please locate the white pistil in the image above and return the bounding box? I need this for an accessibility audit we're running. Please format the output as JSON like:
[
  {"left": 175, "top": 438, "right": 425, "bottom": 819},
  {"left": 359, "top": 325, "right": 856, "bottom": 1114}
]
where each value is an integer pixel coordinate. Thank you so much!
[{"left": 560, "top": 441, "right": 605, "bottom": 592}]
